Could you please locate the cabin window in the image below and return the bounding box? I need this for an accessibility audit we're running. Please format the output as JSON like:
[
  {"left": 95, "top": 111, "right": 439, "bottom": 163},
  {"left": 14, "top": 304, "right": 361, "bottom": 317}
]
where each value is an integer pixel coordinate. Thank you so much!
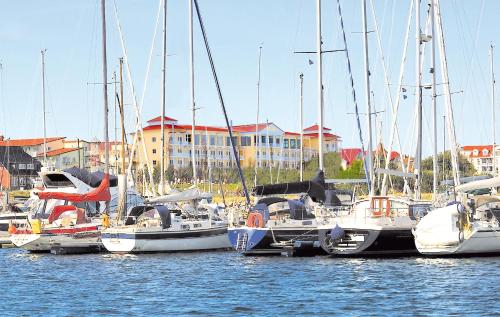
[
  {"left": 181, "top": 224, "right": 190, "bottom": 230},
  {"left": 193, "top": 223, "right": 202, "bottom": 228}
]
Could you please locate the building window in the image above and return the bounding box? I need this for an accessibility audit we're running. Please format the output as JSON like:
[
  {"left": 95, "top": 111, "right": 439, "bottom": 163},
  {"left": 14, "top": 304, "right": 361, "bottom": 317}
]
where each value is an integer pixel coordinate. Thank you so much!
[
  {"left": 276, "top": 138, "right": 280, "bottom": 145},
  {"left": 177, "top": 148, "right": 182, "bottom": 153},
  {"left": 241, "top": 136, "right": 251, "bottom": 146},
  {"left": 177, "top": 136, "right": 183, "bottom": 144},
  {"left": 152, "top": 160, "right": 157, "bottom": 165},
  {"left": 284, "top": 139, "right": 289, "bottom": 149},
  {"left": 18, "top": 163, "right": 26, "bottom": 170},
  {"left": 210, "top": 135, "right": 216, "bottom": 146},
  {"left": 195, "top": 135, "right": 200, "bottom": 145},
  {"left": 152, "top": 149, "right": 157, "bottom": 154},
  {"left": 185, "top": 134, "right": 192, "bottom": 143},
  {"left": 27, "top": 163, "right": 34, "bottom": 170},
  {"left": 226, "top": 136, "right": 237, "bottom": 146},
  {"left": 297, "top": 140, "right": 301, "bottom": 149},
  {"left": 269, "top": 136, "right": 273, "bottom": 145},
  {"left": 290, "top": 139, "right": 296, "bottom": 149},
  {"left": 152, "top": 137, "right": 157, "bottom": 143},
  {"left": 217, "top": 136, "right": 223, "bottom": 146},
  {"left": 19, "top": 178, "right": 26, "bottom": 186},
  {"left": 261, "top": 135, "right": 266, "bottom": 144}
]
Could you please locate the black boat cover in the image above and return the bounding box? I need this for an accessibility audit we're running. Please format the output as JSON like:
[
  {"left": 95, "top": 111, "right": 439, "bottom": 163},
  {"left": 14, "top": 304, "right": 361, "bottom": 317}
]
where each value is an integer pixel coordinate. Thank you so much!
[
  {"left": 252, "top": 170, "right": 326, "bottom": 202},
  {"left": 125, "top": 205, "right": 155, "bottom": 225},
  {"left": 63, "top": 167, "right": 118, "bottom": 188}
]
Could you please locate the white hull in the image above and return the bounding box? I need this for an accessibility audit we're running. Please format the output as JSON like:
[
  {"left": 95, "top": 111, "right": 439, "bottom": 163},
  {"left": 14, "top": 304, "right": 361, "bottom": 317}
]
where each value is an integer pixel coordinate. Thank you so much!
[
  {"left": 10, "top": 231, "right": 101, "bottom": 252},
  {"left": 416, "top": 228, "right": 500, "bottom": 255},
  {"left": 101, "top": 228, "right": 231, "bottom": 253}
]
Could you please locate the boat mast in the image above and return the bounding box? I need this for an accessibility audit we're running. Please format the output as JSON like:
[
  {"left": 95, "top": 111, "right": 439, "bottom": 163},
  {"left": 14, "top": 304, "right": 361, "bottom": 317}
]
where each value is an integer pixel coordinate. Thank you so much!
[
  {"left": 189, "top": 0, "right": 197, "bottom": 185},
  {"left": 316, "top": 0, "right": 324, "bottom": 172},
  {"left": 434, "top": 0, "right": 460, "bottom": 187},
  {"left": 414, "top": 0, "right": 423, "bottom": 200},
  {"left": 431, "top": 0, "right": 438, "bottom": 200},
  {"left": 254, "top": 45, "right": 262, "bottom": 187},
  {"left": 299, "top": 73, "right": 304, "bottom": 181},
  {"left": 490, "top": 44, "right": 497, "bottom": 177},
  {"left": 101, "top": 0, "right": 110, "bottom": 213},
  {"left": 361, "top": 0, "right": 374, "bottom": 195},
  {"left": 160, "top": 0, "right": 168, "bottom": 195},
  {"left": 266, "top": 119, "right": 272, "bottom": 183},
  {"left": 41, "top": 49, "right": 47, "bottom": 166},
  {"left": 119, "top": 58, "right": 126, "bottom": 174}
]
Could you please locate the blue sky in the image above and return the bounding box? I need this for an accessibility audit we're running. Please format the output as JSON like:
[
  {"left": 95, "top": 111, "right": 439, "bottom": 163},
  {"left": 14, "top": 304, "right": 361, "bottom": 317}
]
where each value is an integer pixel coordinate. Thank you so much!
[{"left": 0, "top": 0, "right": 498, "bottom": 157}]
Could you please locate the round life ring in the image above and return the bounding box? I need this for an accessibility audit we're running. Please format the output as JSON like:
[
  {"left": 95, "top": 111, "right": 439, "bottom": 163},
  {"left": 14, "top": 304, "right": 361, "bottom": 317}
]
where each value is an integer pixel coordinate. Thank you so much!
[{"left": 246, "top": 212, "right": 265, "bottom": 228}]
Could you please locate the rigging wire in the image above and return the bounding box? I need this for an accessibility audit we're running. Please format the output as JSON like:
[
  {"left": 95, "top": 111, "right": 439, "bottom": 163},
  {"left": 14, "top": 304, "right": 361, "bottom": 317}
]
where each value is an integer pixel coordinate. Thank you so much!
[{"left": 336, "top": 0, "right": 371, "bottom": 191}]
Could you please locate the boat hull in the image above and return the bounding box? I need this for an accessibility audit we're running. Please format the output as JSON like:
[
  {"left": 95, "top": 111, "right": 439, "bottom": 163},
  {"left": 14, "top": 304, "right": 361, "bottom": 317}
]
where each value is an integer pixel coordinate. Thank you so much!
[
  {"left": 415, "top": 228, "right": 500, "bottom": 256},
  {"left": 10, "top": 227, "right": 102, "bottom": 254},
  {"left": 228, "top": 227, "right": 325, "bottom": 256},
  {"left": 0, "top": 213, "right": 28, "bottom": 244},
  {"left": 319, "top": 227, "right": 418, "bottom": 256},
  {"left": 101, "top": 227, "right": 231, "bottom": 253}
]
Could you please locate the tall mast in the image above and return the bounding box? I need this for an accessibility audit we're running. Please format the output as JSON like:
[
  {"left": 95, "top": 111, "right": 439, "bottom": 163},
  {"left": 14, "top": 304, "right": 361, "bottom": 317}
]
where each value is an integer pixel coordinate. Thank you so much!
[
  {"left": 266, "top": 119, "right": 272, "bottom": 183},
  {"left": 491, "top": 44, "right": 497, "bottom": 177},
  {"left": 189, "top": 0, "right": 197, "bottom": 185},
  {"left": 254, "top": 45, "right": 262, "bottom": 187},
  {"left": 434, "top": 0, "right": 460, "bottom": 187},
  {"left": 299, "top": 73, "right": 304, "bottom": 181},
  {"left": 119, "top": 58, "right": 126, "bottom": 174},
  {"left": 414, "top": 0, "right": 423, "bottom": 199},
  {"left": 316, "top": 0, "right": 324, "bottom": 171},
  {"left": 41, "top": 49, "right": 47, "bottom": 165},
  {"left": 101, "top": 0, "right": 110, "bottom": 212},
  {"left": 431, "top": 0, "right": 438, "bottom": 200},
  {"left": 113, "top": 71, "right": 118, "bottom": 174},
  {"left": 160, "top": 0, "right": 168, "bottom": 195},
  {"left": 361, "top": 0, "right": 373, "bottom": 194}
]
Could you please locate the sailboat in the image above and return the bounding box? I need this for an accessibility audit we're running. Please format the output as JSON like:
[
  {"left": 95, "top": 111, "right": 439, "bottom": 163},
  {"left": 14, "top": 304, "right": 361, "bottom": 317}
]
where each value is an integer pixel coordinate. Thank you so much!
[
  {"left": 10, "top": 0, "right": 116, "bottom": 254},
  {"left": 413, "top": 44, "right": 500, "bottom": 256},
  {"left": 318, "top": 0, "right": 443, "bottom": 256},
  {"left": 101, "top": 0, "right": 233, "bottom": 253},
  {"left": 413, "top": 177, "right": 500, "bottom": 255},
  {"left": 227, "top": 0, "right": 343, "bottom": 257}
]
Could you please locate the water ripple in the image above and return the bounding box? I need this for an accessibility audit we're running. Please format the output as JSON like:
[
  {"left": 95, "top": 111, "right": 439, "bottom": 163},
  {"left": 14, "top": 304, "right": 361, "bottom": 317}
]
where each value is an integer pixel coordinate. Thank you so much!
[{"left": 1, "top": 249, "right": 499, "bottom": 316}]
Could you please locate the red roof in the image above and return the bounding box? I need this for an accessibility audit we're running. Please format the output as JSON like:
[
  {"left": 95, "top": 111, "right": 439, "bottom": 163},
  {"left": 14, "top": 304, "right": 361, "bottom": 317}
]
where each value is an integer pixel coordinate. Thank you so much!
[
  {"left": 147, "top": 116, "right": 178, "bottom": 123},
  {"left": 284, "top": 131, "right": 300, "bottom": 136},
  {"left": 143, "top": 124, "right": 228, "bottom": 133},
  {"left": 0, "top": 137, "right": 65, "bottom": 147},
  {"left": 462, "top": 145, "right": 493, "bottom": 158},
  {"left": 37, "top": 148, "right": 78, "bottom": 157},
  {"left": 302, "top": 132, "right": 339, "bottom": 139},
  {"left": 303, "top": 124, "right": 331, "bottom": 132},
  {"left": 232, "top": 123, "right": 271, "bottom": 133},
  {"left": 341, "top": 148, "right": 362, "bottom": 165}
]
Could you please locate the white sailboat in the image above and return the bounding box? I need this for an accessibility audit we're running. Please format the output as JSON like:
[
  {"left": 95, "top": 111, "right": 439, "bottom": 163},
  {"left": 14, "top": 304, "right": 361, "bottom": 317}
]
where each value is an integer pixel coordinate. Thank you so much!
[
  {"left": 101, "top": 0, "right": 232, "bottom": 253},
  {"left": 413, "top": 177, "right": 500, "bottom": 255}
]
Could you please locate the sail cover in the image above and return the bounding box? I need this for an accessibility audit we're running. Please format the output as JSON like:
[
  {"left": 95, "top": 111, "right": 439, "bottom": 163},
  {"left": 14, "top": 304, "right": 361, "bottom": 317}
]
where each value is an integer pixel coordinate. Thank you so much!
[
  {"left": 455, "top": 176, "right": 500, "bottom": 193},
  {"left": 146, "top": 188, "right": 212, "bottom": 203},
  {"left": 253, "top": 171, "right": 326, "bottom": 202},
  {"left": 36, "top": 174, "right": 111, "bottom": 202}
]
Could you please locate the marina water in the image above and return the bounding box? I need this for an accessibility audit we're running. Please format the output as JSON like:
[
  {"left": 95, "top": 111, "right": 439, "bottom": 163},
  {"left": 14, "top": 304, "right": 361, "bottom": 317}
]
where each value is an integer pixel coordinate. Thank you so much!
[{"left": 2, "top": 248, "right": 498, "bottom": 316}]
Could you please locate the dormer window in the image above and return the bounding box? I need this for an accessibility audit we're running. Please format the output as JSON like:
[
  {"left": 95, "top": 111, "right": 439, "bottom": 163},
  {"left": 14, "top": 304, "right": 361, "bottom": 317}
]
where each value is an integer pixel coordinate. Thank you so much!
[
  {"left": 483, "top": 149, "right": 489, "bottom": 156},
  {"left": 473, "top": 149, "right": 479, "bottom": 156}
]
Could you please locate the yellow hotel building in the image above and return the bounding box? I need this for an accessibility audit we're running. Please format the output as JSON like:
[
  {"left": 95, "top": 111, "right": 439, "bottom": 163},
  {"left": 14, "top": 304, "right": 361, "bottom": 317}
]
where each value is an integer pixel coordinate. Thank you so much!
[{"left": 135, "top": 116, "right": 341, "bottom": 171}]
